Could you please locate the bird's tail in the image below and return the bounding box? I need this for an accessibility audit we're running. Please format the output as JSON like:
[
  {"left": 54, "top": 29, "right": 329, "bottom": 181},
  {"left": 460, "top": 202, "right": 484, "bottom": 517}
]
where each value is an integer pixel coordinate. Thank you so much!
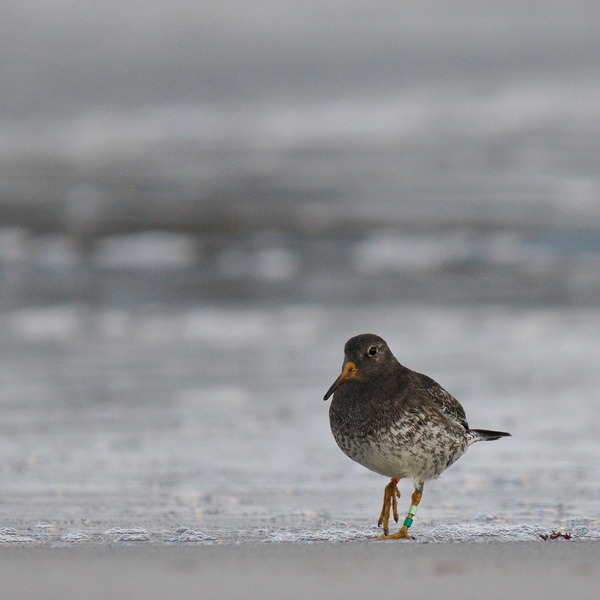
[{"left": 467, "top": 428, "right": 511, "bottom": 445}]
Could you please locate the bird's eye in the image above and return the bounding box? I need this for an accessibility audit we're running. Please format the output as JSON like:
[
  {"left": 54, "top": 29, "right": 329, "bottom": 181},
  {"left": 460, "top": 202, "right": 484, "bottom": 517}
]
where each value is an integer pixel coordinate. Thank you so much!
[{"left": 367, "top": 346, "right": 378, "bottom": 356}]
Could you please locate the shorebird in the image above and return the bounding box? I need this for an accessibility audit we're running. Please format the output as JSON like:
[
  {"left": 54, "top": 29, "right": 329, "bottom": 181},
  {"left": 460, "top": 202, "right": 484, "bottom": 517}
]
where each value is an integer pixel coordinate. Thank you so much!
[{"left": 324, "top": 333, "right": 510, "bottom": 539}]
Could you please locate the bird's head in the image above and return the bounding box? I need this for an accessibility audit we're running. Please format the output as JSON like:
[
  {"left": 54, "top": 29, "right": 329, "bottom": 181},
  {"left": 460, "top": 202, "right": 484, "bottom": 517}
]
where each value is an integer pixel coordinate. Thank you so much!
[{"left": 323, "top": 333, "right": 394, "bottom": 400}]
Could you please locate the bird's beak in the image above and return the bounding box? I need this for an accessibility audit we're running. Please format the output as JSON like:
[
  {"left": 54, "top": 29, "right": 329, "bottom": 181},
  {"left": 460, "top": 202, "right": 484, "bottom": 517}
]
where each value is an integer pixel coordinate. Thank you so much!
[{"left": 323, "top": 361, "right": 358, "bottom": 401}]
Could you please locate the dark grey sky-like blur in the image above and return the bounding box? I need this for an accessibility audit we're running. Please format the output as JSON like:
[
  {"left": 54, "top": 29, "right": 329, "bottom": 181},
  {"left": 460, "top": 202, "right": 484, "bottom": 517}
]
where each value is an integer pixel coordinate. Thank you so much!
[
  {"left": 2, "top": 1, "right": 600, "bottom": 309},
  {"left": 3, "top": 1, "right": 600, "bottom": 118}
]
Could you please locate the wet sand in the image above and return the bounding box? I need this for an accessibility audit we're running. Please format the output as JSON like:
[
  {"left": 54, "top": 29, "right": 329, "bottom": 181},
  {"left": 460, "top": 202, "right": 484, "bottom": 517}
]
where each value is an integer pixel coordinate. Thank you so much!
[{"left": 1, "top": 541, "right": 598, "bottom": 600}]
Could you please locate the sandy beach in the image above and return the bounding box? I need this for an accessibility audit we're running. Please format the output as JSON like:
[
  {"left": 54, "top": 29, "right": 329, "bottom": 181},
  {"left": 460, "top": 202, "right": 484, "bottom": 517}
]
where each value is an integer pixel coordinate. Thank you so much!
[
  {"left": 1, "top": 541, "right": 598, "bottom": 600},
  {"left": 0, "top": 303, "right": 599, "bottom": 597},
  {"left": 1, "top": 304, "right": 599, "bottom": 586}
]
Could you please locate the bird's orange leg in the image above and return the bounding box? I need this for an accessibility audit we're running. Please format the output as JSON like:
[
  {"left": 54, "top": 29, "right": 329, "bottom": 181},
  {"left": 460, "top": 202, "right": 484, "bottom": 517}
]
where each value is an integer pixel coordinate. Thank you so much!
[
  {"left": 380, "top": 488, "right": 423, "bottom": 540},
  {"left": 377, "top": 478, "right": 400, "bottom": 536}
]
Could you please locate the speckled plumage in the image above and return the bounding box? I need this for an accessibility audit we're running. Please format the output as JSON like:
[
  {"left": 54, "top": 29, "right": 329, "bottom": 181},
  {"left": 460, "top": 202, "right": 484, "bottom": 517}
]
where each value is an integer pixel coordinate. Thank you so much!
[{"left": 324, "top": 333, "right": 510, "bottom": 538}]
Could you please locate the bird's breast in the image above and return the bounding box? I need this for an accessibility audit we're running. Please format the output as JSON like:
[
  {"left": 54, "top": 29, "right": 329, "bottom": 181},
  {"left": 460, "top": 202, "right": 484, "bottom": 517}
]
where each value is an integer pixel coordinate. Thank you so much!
[{"left": 329, "top": 392, "right": 468, "bottom": 480}]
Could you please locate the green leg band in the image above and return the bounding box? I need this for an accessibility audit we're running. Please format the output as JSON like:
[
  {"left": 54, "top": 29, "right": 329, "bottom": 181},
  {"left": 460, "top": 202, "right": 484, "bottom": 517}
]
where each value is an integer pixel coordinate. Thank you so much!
[
  {"left": 408, "top": 505, "right": 419, "bottom": 516},
  {"left": 403, "top": 516, "right": 414, "bottom": 527}
]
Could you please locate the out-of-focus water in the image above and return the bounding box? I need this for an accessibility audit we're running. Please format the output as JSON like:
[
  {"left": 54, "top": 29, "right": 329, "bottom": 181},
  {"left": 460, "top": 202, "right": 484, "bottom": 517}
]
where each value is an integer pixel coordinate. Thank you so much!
[{"left": 3, "top": 69, "right": 600, "bottom": 306}]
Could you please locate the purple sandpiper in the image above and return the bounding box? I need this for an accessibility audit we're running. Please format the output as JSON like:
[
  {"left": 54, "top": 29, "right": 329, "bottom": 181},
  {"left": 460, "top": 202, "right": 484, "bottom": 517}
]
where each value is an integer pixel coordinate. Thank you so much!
[{"left": 324, "top": 333, "right": 510, "bottom": 539}]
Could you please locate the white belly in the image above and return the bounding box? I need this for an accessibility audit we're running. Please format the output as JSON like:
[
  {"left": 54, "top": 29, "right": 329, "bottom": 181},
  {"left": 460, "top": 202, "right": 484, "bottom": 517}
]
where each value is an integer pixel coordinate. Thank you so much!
[{"left": 334, "top": 423, "right": 468, "bottom": 481}]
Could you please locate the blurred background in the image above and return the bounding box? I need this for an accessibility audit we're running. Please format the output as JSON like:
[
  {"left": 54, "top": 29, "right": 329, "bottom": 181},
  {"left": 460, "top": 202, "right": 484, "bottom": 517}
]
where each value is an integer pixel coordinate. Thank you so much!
[{"left": 0, "top": 1, "right": 599, "bottom": 542}]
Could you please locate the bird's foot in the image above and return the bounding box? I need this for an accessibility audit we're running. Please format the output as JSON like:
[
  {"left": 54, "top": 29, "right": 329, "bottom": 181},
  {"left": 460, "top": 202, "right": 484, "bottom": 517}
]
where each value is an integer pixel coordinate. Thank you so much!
[
  {"left": 377, "top": 479, "right": 400, "bottom": 536},
  {"left": 380, "top": 524, "right": 414, "bottom": 540}
]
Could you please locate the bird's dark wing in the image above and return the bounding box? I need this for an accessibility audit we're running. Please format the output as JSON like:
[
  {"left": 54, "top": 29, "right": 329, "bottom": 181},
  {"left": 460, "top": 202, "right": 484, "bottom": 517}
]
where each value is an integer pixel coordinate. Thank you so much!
[{"left": 408, "top": 372, "right": 469, "bottom": 429}]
